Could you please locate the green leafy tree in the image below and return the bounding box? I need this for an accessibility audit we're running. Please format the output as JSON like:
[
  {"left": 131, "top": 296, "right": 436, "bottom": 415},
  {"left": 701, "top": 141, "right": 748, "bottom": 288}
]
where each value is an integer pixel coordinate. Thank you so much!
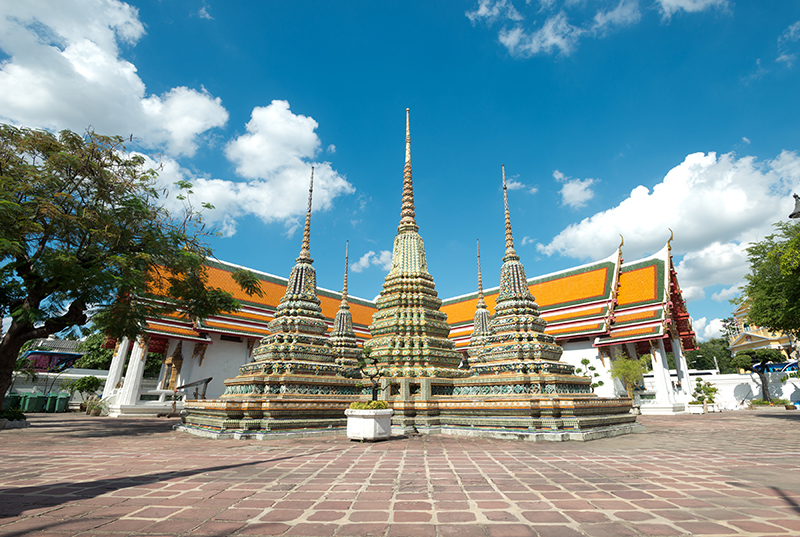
[
  {"left": 738, "top": 220, "right": 800, "bottom": 337},
  {"left": 685, "top": 338, "right": 733, "bottom": 373},
  {"left": 0, "top": 125, "right": 262, "bottom": 397},
  {"left": 74, "top": 332, "right": 114, "bottom": 370},
  {"left": 609, "top": 357, "right": 649, "bottom": 399}
]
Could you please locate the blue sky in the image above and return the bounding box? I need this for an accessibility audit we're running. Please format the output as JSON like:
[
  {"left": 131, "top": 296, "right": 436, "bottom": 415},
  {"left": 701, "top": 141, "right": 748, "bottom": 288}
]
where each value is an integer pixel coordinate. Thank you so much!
[{"left": 1, "top": 0, "right": 799, "bottom": 340}]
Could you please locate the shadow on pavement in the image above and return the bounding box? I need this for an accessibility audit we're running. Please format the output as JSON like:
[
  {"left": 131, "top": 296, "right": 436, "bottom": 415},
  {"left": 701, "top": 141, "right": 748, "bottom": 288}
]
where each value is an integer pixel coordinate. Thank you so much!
[{"left": 0, "top": 448, "right": 340, "bottom": 521}]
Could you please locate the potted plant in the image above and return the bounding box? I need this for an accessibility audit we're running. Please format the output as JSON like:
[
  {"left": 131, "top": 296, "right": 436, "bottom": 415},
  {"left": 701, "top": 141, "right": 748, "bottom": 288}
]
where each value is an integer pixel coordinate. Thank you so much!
[
  {"left": 85, "top": 396, "right": 107, "bottom": 416},
  {"left": 688, "top": 378, "right": 719, "bottom": 414},
  {"left": 345, "top": 400, "right": 393, "bottom": 441},
  {"left": 71, "top": 376, "right": 103, "bottom": 411}
]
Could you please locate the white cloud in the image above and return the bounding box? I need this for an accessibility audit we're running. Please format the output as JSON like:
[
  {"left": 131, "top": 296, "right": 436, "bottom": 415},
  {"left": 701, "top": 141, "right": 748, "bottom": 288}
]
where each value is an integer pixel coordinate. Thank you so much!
[
  {"left": 466, "top": 0, "right": 524, "bottom": 24},
  {"left": 0, "top": 1, "right": 227, "bottom": 157},
  {"left": 553, "top": 169, "right": 598, "bottom": 209},
  {"left": 521, "top": 236, "right": 535, "bottom": 246},
  {"left": 500, "top": 11, "right": 583, "bottom": 57},
  {"left": 529, "top": 186, "right": 539, "bottom": 195},
  {"left": 538, "top": 150, "right": 800, "bottom": 309},
  {"left": 777, "top": 20, "right": 800, "bottom": 66},
  {"left": 742, "top": 137, "right": 751, "bottom": 144},
  {"left": 591, "top": 0, "right": 641, "bottom": 35},
  {"left": 138, "top": 103, "right": 353, "bottom": 237},
  {"left": 471, "top": 0, "right": 725, "bottom": 58},
  {"left": 351, "top": 250, "right": 393, "bottom": 273},
  {"left": 656, "top": 0, "right": 727, "bottom": 19},
  {"left": 506, "top": 179, "right": 526, "bottom": 190},
  {"left": 711, "top": 283, "right": 742, "bottom": 302},
  {"left": 327, "top": 144, "right": 336, "bottom": 153},
  {"left": 692, "top": 317, "right": 724, "bottom": 341},
  {"left": 198, "top": 6, "right": 213, "bottom": 20}
]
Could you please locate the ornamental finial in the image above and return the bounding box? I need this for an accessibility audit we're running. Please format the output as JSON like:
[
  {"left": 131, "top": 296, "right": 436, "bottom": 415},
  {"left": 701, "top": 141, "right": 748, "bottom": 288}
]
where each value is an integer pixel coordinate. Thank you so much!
[
  {"left": 299, "top": 167, "right": 314, "bottom": 259},
  {"left": 477, "top": 239, "right": 486, "bottom": 307},
  {"left": 342, "top": 240, "right": 349, "bottom": 305},
  {"left": 667, "top": 228, "right": 674, "bottom": 252},
  {"left": 398, "top": 108, "right": 418, "bottom": 232},
  {"left": 502, "top": 165, "right": 515, "bottom": 254}
]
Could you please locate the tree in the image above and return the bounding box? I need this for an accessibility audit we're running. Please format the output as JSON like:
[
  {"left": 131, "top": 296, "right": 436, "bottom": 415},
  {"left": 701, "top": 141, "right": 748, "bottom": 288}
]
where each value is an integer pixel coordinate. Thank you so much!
[
  {"left": 574, "top": 358, "right": 604, "bottom": 392},
  {"left": 609, "top": 357, "right": 649, "bottom": 399},
  {"left": 685, "top": 338, "right": 733, "bottom": 373},
  {"left": 0, "top": 125, "right": 262, "bottom": 397},
  {"left": 736, "top": 348, "right": 784, "bottom": 402},
  {"left": 738, "top": 220, "right": 800, "bottom": 337}
]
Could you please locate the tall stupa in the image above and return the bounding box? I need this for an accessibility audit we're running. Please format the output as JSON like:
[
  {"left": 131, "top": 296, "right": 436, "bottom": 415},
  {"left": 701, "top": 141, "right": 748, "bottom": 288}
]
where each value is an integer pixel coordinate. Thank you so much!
[
  {"left": 365, "top": 109, "right": 461, "bottom": 377},
  {"left": 475, "top": 166, "right": 563, "bottom": 367}
]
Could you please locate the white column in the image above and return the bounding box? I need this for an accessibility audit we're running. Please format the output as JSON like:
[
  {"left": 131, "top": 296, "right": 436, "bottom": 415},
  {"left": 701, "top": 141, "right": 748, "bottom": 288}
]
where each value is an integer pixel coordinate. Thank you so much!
[
  {"left": 672, "top": 336, "right": 691, "bottom": 401},
  {"left": 102, "top": 337, "right": 130, "bottom": 399},
  {"left": 651, "top": 339, "right": 675, "bottom": 404},
  {"left": 118, "top": 335, "right": 150, "bottom": 406}
]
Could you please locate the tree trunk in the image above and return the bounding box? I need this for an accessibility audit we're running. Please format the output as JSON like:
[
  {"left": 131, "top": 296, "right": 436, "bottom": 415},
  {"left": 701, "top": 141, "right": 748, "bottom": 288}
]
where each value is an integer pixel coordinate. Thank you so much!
[
  {"left": 757, "top": 358, "right": 771, "bottom": 402},
  {"left": 0, "top": 329, "right": 28, "bottom": 398}
]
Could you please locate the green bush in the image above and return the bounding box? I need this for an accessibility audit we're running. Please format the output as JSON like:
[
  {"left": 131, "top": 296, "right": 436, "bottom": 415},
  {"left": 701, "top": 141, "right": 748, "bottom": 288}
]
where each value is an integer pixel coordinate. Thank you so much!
[
  {"left": 1, "top": 407, "right": 26, "bottom": 421},
  {"left": 73, "top": 376, "right": 103, "bottom": 400},
  {"left": 751, "top": 398, "right": 790, "bottom": 406},
  {"left": 349, "top": 400, "right": 389, "bottom": 410}
]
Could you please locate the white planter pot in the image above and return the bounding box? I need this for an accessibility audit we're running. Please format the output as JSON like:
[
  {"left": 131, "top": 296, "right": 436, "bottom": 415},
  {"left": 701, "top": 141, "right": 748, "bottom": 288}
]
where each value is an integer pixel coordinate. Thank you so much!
[
  {"left": 345, "top": 408, "right": 394, "bottom": 441},
  {"left": 687, "top": 404, "right": 705, "bottom": 414}
]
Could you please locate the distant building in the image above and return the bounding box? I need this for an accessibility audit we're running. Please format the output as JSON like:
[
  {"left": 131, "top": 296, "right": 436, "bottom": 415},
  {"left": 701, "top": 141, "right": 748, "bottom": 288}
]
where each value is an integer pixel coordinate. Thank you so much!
[{"left": 728, "top": 302, "right": 794, "bottom": 359}]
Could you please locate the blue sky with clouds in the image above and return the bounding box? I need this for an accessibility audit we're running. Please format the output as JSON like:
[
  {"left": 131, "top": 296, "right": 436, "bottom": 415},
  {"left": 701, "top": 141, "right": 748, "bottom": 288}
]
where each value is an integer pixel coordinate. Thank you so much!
[{"left": 1, "top": 0, "right": 799, "bottom": 340}]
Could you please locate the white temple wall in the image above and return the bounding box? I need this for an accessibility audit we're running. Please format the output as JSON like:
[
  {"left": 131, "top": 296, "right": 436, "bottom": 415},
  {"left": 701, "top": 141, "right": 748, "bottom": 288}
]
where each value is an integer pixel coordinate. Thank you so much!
[
  {"left": 559, "top": 340, "right": 616, "bottom": 398},
  {"left": 643, "top": 371, "right": 800, "bottom": 409},
  {"left": 176, "top": 333, "right": 254, "bottom": 399}
]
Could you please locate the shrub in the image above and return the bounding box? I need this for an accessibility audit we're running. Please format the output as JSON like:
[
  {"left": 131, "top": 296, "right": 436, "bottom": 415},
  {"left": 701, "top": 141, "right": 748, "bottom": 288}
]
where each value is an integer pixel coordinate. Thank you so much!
[
  {"left": 0, "top": 407, "right": 26, "bottom": 421},
  {"left": 349, "top": 400, "right": 389, "bottom": 410},
  {"left": 73, "top": 376, "right": 103, "bottom": 400},
  {"left": 751, "top": 398, "right": 790, "bottom": 406}
]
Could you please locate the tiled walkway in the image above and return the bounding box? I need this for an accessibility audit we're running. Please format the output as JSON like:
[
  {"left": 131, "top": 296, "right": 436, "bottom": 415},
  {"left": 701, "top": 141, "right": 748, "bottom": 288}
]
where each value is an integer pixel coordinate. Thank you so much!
[{"left": 1, "top": 409, "right": 799, "bottom": 536}]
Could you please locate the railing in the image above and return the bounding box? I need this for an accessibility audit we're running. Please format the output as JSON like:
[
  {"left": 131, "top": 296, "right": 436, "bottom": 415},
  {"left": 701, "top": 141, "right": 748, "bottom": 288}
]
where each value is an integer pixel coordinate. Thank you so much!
[{"left": 175, "top": 377, "right": 213, "bottom": 400}]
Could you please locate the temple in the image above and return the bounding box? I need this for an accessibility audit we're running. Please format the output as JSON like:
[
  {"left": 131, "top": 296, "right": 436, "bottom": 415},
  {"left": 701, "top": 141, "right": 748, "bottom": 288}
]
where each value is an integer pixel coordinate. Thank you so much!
[{"left": 101, "top": 110, "right": 696, "bottom": 438}]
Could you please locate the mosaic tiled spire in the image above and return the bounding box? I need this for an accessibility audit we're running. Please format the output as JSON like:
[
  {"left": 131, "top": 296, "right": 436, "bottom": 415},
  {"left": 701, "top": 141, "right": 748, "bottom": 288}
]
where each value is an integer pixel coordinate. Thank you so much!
[
  {"left": 468, "top": 239, "right": 494, "bottom": 357},
  {"left": 331, "top": 241, "right": 361, "bottom": 367},
  {"left": 480, "top": 166, "right": 562, "bottom": 363},
  {"left": 366, "top": 109, "right": 460, "bottom": 375},
  {"left": 252, "top": 167, "right": 334, "bottom": 363}
]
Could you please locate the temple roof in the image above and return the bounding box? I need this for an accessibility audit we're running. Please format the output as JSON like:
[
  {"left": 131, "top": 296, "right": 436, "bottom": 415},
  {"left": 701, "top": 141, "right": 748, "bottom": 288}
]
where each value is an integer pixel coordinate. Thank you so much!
[
  {"left": 443, "top": 248, "right": 621, "bottom": 347},
  {"left": 143, "top": 258, "right": 375, "bottom": 343},
  {"left": 142, "top": 243, "right": 694, "bottom": 353}
]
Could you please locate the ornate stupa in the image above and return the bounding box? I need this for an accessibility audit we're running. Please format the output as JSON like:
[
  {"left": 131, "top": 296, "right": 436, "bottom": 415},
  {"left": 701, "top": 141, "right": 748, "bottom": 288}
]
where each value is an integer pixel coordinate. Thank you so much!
[
  {"left": 330, "top": 241, "right": 361, "bottom": 368},
  {"left": 250, "top": 167, "right": 335, "bottom": 367},
  {"left": 365, "top": 109, "right": 460, "bottom": 377},
  {"left": 466, "top": 239, "right": 494, "bottom": 362},
  {"left": 180, "top": 112, "right": 641, "bottom": 441},
  {"left": 476, "top": 165, "right": 563, "bottom": 367}
]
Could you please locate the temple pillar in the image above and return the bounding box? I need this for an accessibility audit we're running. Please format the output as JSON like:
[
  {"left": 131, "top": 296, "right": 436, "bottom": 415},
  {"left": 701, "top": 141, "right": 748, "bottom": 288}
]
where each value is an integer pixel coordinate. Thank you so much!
[
  {"left": 650, "top": 339, "right": 675, "bottom": 405},
  {"left": 671, "top": 336, "right": 691, "bottom": 401},
  {"left": 118, "top": 335, "right": 150, "bottom": 406},
  {"left": 103, "top": 337, "right": 130, "bottom": 399}
]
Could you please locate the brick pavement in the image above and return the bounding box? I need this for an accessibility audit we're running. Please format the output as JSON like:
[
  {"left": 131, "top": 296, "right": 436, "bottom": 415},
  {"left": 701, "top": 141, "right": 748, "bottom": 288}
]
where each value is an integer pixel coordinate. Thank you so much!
[{"left": 1, "top": 408, "right": 799, "bottom": 536}]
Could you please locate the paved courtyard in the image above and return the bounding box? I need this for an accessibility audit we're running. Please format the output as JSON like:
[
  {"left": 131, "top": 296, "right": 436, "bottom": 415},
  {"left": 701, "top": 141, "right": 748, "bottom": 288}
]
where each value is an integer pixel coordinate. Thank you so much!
[{"left": 1, "top": 409, "right": 799, "bottom": 537}]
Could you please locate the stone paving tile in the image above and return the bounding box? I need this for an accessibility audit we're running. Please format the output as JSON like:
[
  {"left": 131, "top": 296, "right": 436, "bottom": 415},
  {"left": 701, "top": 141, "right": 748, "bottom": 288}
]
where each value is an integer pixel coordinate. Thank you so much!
[{"left": 1, "top": 410, "right": 799, "bottom": 537}]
